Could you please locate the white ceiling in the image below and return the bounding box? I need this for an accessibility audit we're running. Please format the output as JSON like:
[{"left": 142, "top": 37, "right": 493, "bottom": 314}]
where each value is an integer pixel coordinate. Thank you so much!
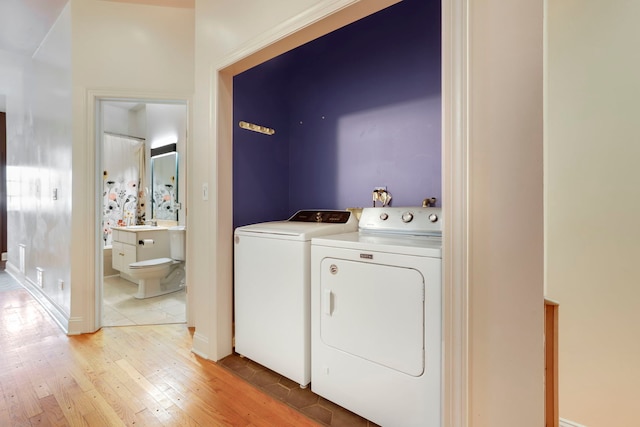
[
  {"left": 0, "top": 0, "right": 194, "bottom": 112},
  {"left": 0, "top": 0, "right": 195, "bottom": 58},
  {"left": 0, "top": 0, "right": 69, "bottom": 57}
]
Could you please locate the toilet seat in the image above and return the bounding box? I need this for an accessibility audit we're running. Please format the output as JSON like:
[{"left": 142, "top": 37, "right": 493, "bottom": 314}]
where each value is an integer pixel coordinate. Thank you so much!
[{"left": 129, "top": 257, "right": 173, "bottom": 269}]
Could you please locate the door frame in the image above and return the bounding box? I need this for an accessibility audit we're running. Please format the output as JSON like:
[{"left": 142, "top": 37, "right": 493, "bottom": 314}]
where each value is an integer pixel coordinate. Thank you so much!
[{"left": 87, "top": 90, "right": 192, "bottom": 330}]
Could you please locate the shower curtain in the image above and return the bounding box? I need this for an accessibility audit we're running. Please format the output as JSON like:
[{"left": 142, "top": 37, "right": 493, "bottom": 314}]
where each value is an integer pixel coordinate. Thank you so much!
[{"left": 103, "top": 133, "right": 146, "bottom": 247}]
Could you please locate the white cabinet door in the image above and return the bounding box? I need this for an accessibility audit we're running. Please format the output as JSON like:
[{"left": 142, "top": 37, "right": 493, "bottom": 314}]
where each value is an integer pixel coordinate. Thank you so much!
[
  {"left": 121, "top": 243, "right": 136, "bottom": 275},
  {"left": 112, "top": 241, "right": 124, "bottom": 271},
  {"left": 111, "top": 241, "right": 137, "bottom": 274}
]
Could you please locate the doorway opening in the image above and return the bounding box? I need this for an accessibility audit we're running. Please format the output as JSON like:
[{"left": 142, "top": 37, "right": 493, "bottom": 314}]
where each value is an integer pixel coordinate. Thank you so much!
[{"left": 95, "top": 97, "right": 188, "bottom": 328}]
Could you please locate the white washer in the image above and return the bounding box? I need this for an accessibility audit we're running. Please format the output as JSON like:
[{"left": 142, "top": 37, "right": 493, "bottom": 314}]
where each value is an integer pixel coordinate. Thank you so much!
[
  {"left": 234, "top": 210, "right": 358, "bottom": 387},
  {"left": 311, "top": 207, "right": 442, "bottom": 427}
]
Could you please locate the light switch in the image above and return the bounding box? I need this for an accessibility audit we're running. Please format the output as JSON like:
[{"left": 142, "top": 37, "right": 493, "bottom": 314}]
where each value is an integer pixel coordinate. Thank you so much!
[{"left": 202, "top": 183, "right": 209, "bottom": 201}]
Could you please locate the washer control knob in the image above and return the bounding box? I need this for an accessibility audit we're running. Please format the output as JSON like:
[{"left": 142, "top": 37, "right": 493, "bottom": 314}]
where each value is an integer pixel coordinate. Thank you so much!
[
  {"left": 379, "top": 213, "right": 389, "bottom": 221},
  {"left": 429, "top": 213, "right": 439, "bottom": 223},
  {"left": 401, "top": 212, "right": 414, "bottom": 223}
]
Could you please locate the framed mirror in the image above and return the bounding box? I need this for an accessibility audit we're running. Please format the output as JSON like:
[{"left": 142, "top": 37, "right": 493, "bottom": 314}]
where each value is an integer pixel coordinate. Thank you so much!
[{"left": 151, "top": 144, "right": 179, "bottom": 221}]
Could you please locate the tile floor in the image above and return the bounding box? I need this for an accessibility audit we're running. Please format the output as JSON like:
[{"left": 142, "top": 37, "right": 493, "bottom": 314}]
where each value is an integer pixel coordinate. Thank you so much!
[
  {"left": 102, "top": 275, "right": 186, "bottom": 326},
  {"left": 219, "top": 353, "right": 381, "bottom": 427}
]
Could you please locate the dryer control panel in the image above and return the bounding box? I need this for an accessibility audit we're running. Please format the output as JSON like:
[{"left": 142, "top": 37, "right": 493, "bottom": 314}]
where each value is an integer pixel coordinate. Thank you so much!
[{"left": 358, "top": 207, "right": 442, "bottom": 236}]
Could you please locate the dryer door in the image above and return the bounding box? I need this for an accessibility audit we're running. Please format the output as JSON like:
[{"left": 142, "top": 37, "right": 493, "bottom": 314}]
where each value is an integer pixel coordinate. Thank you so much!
[{"left": 319, "top": 257, "right": 425, "bottom": 376}]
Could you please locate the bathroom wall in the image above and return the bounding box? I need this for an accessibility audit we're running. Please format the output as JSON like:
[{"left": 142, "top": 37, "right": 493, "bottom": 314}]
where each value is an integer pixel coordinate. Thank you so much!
[
  {"left": 233, "top": 0, "right": 441, "bottom": 227},
  {"left": 103, "top": 103, "right": 146, "bottom": 138},
  {"left": 146, "top": 103, "right": 187, "bottom": 225},
  {"left": 102, "top": 102, "right": 186, "bottom": 227}
]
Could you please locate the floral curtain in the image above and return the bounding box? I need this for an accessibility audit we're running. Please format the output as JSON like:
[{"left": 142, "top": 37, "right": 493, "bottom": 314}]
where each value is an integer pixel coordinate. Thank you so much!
[{"left": 102, "top": 133, "right": 146, "bottom": 247}]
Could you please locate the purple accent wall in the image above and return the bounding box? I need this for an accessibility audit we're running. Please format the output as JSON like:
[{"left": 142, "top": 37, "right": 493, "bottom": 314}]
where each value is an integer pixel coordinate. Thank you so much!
[
  {"left": 234, "top": 0, "right": 441, "bottom": 228},
  {"left": 233, "top": 57, "right": 291, "bottom": 228}
]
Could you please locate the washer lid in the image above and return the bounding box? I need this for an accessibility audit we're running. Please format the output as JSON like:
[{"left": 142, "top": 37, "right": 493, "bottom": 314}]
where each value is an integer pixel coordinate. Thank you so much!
[{"left": 234, "top": 210, "right": 358, "bottom": 240}]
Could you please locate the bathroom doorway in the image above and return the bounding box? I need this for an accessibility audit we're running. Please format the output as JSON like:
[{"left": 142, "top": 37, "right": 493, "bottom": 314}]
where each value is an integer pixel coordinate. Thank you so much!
[{"left": 96, "top": 98, "right": 188, "bottom": 327}]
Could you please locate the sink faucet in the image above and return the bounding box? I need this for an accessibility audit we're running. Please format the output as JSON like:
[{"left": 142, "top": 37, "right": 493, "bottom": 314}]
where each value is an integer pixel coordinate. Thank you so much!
[{"left": 145, "top": 220, "right": 157, "bottom": 226}]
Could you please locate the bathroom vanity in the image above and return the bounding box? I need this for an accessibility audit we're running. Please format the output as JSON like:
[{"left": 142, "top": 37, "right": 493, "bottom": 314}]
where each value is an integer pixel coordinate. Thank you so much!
[{"left": 111, "top": 226, "right": 170, "bottom": 281}]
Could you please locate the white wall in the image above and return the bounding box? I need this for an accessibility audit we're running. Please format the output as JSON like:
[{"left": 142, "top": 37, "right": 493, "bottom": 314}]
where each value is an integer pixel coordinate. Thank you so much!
[
  {"left": 5, "top": 4, "right": 72, "bottom": 319},
  {"left": 546, "top": 1, "right": 640, "bottom": 425},
  {"left": 0, "top": 51, "right": 27, "bottom": 115},
  {"left": 103, "top": 103, "right": 145, "bottom": 138},
  {"left": 466, "top": 0, "right": 544, "bottom": 425}
]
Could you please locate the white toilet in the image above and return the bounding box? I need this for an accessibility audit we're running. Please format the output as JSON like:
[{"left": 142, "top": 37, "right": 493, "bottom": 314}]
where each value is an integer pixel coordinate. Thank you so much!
[{"left": 128, "top": 226, "right": 186, "bottom": 299}]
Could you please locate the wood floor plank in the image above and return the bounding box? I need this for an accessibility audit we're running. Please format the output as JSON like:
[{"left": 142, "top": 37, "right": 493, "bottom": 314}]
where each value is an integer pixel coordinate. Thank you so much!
[
  {"left": 46, "top": 372, "right": 91, "bottom": 425},
  {"left": 37, "top": 395, "right": 67, "bottom": 427},
  {"left": 21, "top": 360, "right": 53, "bottom": 400},
  {"left": 0, "top": 408, "right": 13, "bottom": 427},
  {"left": 0, "top": 287, "right": 321, "bottom": 427},
  {"left": 107, "top": 357, "right": 180, "bottom": 424},
  {"left": 0, "top": 370, "right": 34, "bottom": 426},
  {"left": 83, "top": 387, "right": 127, "bottom": 427},
  {"left": 115, "top": 359, "right": 174, "bottom": 410},
  {"left": 98, "top": 368, "right": 147, "bottom": 414},
  {"left": 163, "top": 403, "right": 201, "bottom": 427},
  {"left": 157, "top": 384, "right": 229, "bottom": 427},
  {"left": 88, "top": 377, "right": 140, "bottom": 426},
  {"left": 28, "top": 412, "right": 52, "bottom": 426},
  {"left": 10, "top": 361, "right": 44, "bottom": 418}
]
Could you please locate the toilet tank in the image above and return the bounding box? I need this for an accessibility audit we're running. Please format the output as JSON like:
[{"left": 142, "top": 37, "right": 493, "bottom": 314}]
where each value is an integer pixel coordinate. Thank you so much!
[{"left": 169, "top": 226, "right": 186, "bottom": 261}]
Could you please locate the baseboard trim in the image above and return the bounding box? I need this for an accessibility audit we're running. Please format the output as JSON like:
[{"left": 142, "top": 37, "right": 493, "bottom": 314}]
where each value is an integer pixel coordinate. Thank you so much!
[
  {"left": 191, "top": 331, "right": 210, "bottom": 360},
  {"left": 5, "top": 262, "right": 71, "bottom": 334},
  {"left": 560, "top": 418, "right": 587, "bottom": 427}
]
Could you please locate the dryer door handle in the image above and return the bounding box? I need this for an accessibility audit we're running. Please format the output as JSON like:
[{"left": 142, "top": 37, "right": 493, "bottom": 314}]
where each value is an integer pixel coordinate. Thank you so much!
[{"left": 323, "top": 289, "right": 333, "bottom": 316}]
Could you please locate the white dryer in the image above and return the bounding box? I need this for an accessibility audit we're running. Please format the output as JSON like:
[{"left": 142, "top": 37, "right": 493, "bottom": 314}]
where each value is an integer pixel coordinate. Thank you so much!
[
  {"left": 234, "top": 210, "right": 358, "bottom": 387},
  {"left": 311, "top": 207, "right": 442, "bottom": 427}
]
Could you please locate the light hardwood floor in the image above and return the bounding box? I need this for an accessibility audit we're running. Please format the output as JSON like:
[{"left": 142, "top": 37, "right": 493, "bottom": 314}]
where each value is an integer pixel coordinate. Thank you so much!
[{"left": 0, "top": 285, "right": 320, "bottom": 426}]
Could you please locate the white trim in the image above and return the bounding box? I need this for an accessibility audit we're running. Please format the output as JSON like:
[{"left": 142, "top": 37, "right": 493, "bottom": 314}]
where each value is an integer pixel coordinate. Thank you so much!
[
  {"left": 86, "top": 89, "right": 192, "bottom": 334},
  {"left": 191, "top": 331, "right": 210, "bottom": 360},
  {"left": 442, "top": 0, "right": 469, "bottom": 426},
  {"left": 5, "top": 262, "right": 72, "bottom": 334},
  {"left": 560, "top": 418, "right": 587, "bottom": 427},
  {"left": 214, "top": 0, "right": 360, "bottom": 71}
]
